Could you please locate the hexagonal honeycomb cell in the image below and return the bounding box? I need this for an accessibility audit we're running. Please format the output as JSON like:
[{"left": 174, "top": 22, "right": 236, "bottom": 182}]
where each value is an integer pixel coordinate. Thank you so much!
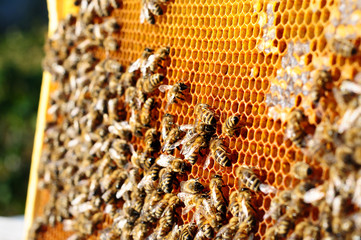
[{"left": 25, "top": 0, "right": 361, "bottom": 239}]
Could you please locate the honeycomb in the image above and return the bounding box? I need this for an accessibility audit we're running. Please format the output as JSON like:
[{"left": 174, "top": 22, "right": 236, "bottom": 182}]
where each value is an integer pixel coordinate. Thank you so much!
[{"left": 26, "top": 0, "right": 361, "bottom": 239}]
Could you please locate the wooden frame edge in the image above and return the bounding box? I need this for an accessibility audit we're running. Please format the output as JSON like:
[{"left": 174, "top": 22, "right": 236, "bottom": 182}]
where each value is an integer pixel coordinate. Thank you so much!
[{"left": 23, "top": 0, "right": 59, "bottom": 237}]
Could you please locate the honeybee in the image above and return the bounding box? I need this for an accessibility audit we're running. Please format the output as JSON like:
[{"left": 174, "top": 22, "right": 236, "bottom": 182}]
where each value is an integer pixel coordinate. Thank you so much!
[
  {"left": 140, "top": 98, "right": 155, "bottom": 127},
  {"left": 109, "top": 139, "right": 131, "bottom": 167},
  {"left": 286, "top": 108, "right": 309, "bottom": 148},
  {"left": 264, "top": 226, "right": 277, "bottom": 240},
  {"left": 195, "top": 103, "right": 216, "bottom": 125},
  {"left": 107, "top": 98, "right": 123, "bottom": 122},
  {"left": 222, "top": 115, "right": 241, "bottom": 137},
  {"left": 234, "top": 222, "right": 254, "bottom": 240},
  {"left": 132, "top": 190, "right": 146, "bottom": 215},
  {"left": 137, "top": 171, "right": 157, "bottom": 193},
  {"left": 102, "top": 19, "right": 120, "bottom": 33},
  {"left": 209, "top": 175, "right": 227, "bottom": 217},
  {"left": 98, "top": 0, "right": 120, "bottom": 17},
  {"left": 108, "top": 121, "right": 133, "bottom": 141},
  {"left": 161, "top": 113, "right": 175, "bottom": 140},
  {"left": 94, "top": 0, "right": 106, "bottom": 17},
  {"left": 288, "top": 220, "right": 309, "bottom": 240},
  {"left": 303, "top": 222, "right": 320, "bottom": 240},
  {"left": 144, "top": 128, "right": 160, "bottom": 154},
  {"left": 208, "top": 137, "right": 231, "bottom": 168},
  {"left": 237, "top": 166, "right": 276, "bottom": 194},
  {"left": 214, "top": 216, "right": 239, "bottom": 240},
  {"left": 125, "top": 86, "right": 140, "bottom": 110},
  {"left": 318, "top": 200, "right": 332, "bottom": 233},
  {"left": 116, "top": 169, "right": 141, "bottom": 199},
  {"left": 142, "top": 73, "right": 165, "bottom": 93},
  {"left": 181, "top": 133, "right": 210, "bottom": 164},
  {"left": 158, "top": 82, "right": 188, "bottom": 111},
  {"left": 166, "top": 224, "right": 181, "bottom": 240},
  {"left": 194, "top": 215, "right": 214, "bottom": 239},
  {"left": 237, "top": 188, "right": 256, "bottom": 227},
  {"left": 273, "top": 211, "right": 295, "bottom": 238},
  {"left": 129, "top": 48, "right": 154, "bottom": 73},
  {"left": 103, "top": 36, "right": 119, "bottom": 52},
  {"left": 104, "top": 59, "right": 123, "bottom": 73},
  {"left": 228, "top": 191, "right": 241, "bottom": 217},
  {"left": 264, "top": 190, "right": 292, "bottom": 220},
  {"left": 180, "top": 223, "right": 197, "bottom": 240},
  {"left": 28, "top": 217, "right": 46, "bottom": 240},
  {"left": 76, "top": 39, "right": 99, "bottom": 53},
  {"left": 131, "top": 222, "right": 149, "bottom": 240},
  {"left": 156, "top": 154, "right": 187, "bottom": 174},
  {"left": 159, "top": 168, "right": 175, "bottom": 193},
  {"left": 330, "top": 38, "right": 358, "bottom": 57},
  {"left": 140, "top": 0, "right": 163, "bottom": 24},
  {"left": 100, "top": 168, "right": 125, "bottom": 191},
  {"left": 150, "top": 193, "right": 173, "bottom": 219},
  {"left": 155, "top": 200, "right": 180, "bottom": 239},
  {"left": 142, "top": 156, "right": 156, "bottom": 171},
  {"left": 101, "top": 186, "right": 118, "bottom": 203},
  {"left": 180, "top": 178, "right": 205, "bottom": 194},
  {"left": 309, "top": 70, "right": 332, "bottom": 107},
  {"left": 162, "top": 127, "right": 185, "bottom": 154},
  {"left": 291, "top": 162, "right": 313, "bottom": 180},
  {"left": 144, "top": 46, "right": 170, "bottom": 73},
  {"left": 149, "top": 164, "right": 162, "bottom": 181},
  {"left": 130, "top": 112, "right": 144, "bottom": 137}
]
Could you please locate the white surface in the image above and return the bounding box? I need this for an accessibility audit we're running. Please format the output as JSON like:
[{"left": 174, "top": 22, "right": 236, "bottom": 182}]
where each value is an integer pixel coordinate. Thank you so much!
[{"left": 0, "top": 216, "right": 24, "bottom": 240}]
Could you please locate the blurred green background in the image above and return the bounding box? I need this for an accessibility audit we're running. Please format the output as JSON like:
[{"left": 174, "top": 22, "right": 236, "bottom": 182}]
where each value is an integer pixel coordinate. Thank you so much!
[{"left": 0, "top": 0, "right": 47, "bottom": 215}]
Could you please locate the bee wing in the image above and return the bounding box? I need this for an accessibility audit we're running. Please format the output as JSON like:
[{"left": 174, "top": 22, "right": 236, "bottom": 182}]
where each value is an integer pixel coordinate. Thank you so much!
[
  {"left": 177, "top": 192, "right": 195, "bottom": 207},
  {"left": 109, "top": 148, "right": 121, "bottom": 161},
  {"left": 339, "top": 106, "right": 361, "bottom": 133},
  {"left": 128, "top": 143, "right": 136, "bottom": 155},
  {"left": 259, "top": 183, "right": 277, "bottom": 194},
  {"left": 147, "top": 0, "right": 162, "bottom": 15},
  {"left": 117, "top": 120, "right": 131, "bottom": 130},
  {"left": 303, "top": 185, "right": 325, "bottom": 204},
  {"left": 158, "top": 84, "right": 173, "bottom": 93},
  {"left": 214, "top": 222, "right": 230, "bottom": 238},
  {"left": 183, "top": 140, "right": 201, "bottom": 159},
  {"left": 143, "top": 54, "right": 155, "bottom": 71},
  {"left": 145, "top": 232, "right": 157, "bottom": 240},
  {"left": 140, "top": 2, "right": 152, "bottom": 24},
  {"left": 168, "top": 224, "right": 180, "bottom": 239},
  {"left": 161, "top": 128, "right": 169, "bottom": 142},
  {"left": 89, "top": 141, "right": 102, "bottom": 155},
  {"left": 109, "top": 0, "right": 119, "bottom": 8},
  {"left": 325, "top": 182, "right": 336, "bottom": 205},
  {"left": 129, "top": 58, "right": 142, "bottom": 72},
  {"left": 179, "top": 124, "right": 194, "bottom": 131},
  {"left": 341, "top": 80, "right": 361, "bottom": 94},
  {"left": 156, "top": 154, "right": 174, "bottom": 167},
  {"left": 163, "top": 133, "right": 182, "bottom": 151},
  {"left": 166, "top": 137, "right": 184, "bottom": 151},
  {"left": 203, "top": 153, "right": 212, "bottom": 170},
  {"left": 116, "top": 179, "right": 132, "bottom": 199},
  {"left": 353, "top": 177, "right": 361, "bottom": 208},
  {"left": 182, "top": 204, "right": 196, "bottom": 215},
  {"left": 240, "top": 199, "right": 249, "bottom": 219},
  {"left": 137, "top": 174, "right": 152, "bottom": 189}
]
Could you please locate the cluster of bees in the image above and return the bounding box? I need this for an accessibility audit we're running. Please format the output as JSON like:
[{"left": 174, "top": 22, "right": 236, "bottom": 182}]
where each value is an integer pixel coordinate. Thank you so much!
[
  {"left": 263, "top": 36, "right": 361, "bottom": 239},
  {"left": 30, "top": 0, "right": 280, "bottom": 240},
  {"left": 29, "top": 0, "right": 361, "bottom": 239}
]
